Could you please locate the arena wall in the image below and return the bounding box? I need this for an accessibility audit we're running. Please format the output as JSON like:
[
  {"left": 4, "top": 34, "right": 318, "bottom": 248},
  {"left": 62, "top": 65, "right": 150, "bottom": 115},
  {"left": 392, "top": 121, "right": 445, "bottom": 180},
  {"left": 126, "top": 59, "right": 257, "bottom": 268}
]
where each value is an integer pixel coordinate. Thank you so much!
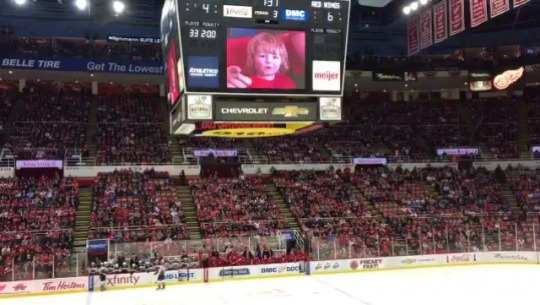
[
  {"left": 3, "top": 159, "right": 540, "bottom": 179},
  {"left": 1, "top": 251, "right": 538, "bottom": 298}
]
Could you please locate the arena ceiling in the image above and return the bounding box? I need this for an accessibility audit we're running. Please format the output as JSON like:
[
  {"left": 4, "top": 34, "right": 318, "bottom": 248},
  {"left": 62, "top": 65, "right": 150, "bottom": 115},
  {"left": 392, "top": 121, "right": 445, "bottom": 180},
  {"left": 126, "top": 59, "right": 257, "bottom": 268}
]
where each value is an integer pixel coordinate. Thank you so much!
[{"left": 1, "top": 0, "right": 540, "bottom": 50}]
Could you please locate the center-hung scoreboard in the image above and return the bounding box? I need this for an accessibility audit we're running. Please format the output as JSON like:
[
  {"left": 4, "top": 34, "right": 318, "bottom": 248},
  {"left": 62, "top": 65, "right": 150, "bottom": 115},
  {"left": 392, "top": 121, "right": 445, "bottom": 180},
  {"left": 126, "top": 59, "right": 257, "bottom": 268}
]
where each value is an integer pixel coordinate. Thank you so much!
[{"left": 161, "top": 0, "right": 351, "bottom": 137}]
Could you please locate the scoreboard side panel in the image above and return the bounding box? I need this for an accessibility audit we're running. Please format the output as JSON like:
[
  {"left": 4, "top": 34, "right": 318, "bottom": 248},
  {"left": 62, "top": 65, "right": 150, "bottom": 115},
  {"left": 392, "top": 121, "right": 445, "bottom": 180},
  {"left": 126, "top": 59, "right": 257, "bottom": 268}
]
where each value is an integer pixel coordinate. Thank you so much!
[{"left": 161, "top": 0, "right": 185, "bottom": 109}]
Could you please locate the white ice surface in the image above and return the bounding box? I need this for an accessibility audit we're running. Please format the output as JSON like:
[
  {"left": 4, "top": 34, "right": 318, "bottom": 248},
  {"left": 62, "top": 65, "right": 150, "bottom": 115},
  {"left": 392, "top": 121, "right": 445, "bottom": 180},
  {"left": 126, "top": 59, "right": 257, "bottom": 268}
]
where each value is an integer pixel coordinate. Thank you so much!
[{"left": 2, "top": 265, "right": 539, "bottom": 305}]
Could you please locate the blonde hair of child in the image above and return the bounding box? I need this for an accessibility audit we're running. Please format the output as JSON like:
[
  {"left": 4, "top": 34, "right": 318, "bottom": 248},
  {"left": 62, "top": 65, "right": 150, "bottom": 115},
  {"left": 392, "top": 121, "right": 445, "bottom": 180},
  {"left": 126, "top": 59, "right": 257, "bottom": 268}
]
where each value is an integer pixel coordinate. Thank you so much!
[{"left": 246, "top": 32, "right": 290, "bottom": 74}]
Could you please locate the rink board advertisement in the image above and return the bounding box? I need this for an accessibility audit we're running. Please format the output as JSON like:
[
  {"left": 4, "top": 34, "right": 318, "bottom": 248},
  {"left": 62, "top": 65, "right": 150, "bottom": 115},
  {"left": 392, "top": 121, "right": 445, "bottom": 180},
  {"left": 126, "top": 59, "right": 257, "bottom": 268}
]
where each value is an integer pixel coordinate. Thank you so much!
[
  {"left": 0, "top": 277, "right": 88, "bottom": 296},
  {"left": 475, "top": 252, "right": 537, "bottom": 263},
  {"left": 210, "top": 263, "right": 303, "bottom": 280},
  {"left": 2, "top": 251, "right": 540, "bottom": 297},
  {"left": 94, "top": 269, "right": 204, "bottom": 288}
]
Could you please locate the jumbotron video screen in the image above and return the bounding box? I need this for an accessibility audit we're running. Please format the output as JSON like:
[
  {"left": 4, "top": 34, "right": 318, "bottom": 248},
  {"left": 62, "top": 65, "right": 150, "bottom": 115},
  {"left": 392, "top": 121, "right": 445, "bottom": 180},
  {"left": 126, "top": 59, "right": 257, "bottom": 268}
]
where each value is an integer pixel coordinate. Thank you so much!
[{"left": 161, "top": 0, "right": 350, "bottom": 137}]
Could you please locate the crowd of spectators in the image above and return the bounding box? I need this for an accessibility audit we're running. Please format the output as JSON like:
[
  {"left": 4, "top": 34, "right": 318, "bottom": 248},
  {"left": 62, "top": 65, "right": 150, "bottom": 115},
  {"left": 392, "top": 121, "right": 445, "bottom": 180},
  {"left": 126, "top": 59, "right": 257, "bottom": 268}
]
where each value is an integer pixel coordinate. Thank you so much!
[
  {"left": 273, "top": 170, "right": 390, "bottom": 258},
  {"left": 508, "top": 171, "right": 540, "bottom": 212},
  {"left": 96, "top": 95, "right": 170, "bottom": 164},
  {"left": 0, "top": 89, "right": 527, "bottom": 163},
  {"left": 411, "top": 103, "right": 471, "bottom": 150},
  {"left": 189, "top": 176, "right": 286, "bottom": 237},
  {"left": 89, "top": 169, "right": 189, "bottom": 242},
  {"left": 274, "top": 170, "right": 360, "bottom": 220},
  {"left": 201, "top": 243, "right": 305, "bottom": 267},
  {"left": 1, "top": 36, "right": 160, "bottom": 61},
  {"left": 528, "top": 100, "right": 540, "bottom": 150},
  {"left": 353, "top": 166, "right": 511, "bottom": 218},
  {"left": 89, "top": 238, "right": 306, "bottom": 274},
  {"left": 7, "top": 122, "right": 86, "bottom": 159},
  {"left": 97, "top": 95, "right": 162, "bottom": 123},
  {"left": 16, "top": 92, "right": 90, "bottom": 123},
  {"left": 4, "top": 92, "right": 90, "bottom": 159},
  {"left": 0, "top": 86, "right": 16, "bottom": 134},
  {"left": 251, "top": 136, "right": 325, "bottom": 163},
  {"left": 312, "top": 102, "right": 471, "bottom": 161},
  {"left": 0, "top": 175, "right": 79, "bottom": 281},
  {"left": 282, "top": 167, "right": 521, "bottom": 258},
  {"left": 468, "top": 100, "right": 518, "bottom": 158},
  {"left": 353, "top": 167, "right": 438, "bottom": 218}
]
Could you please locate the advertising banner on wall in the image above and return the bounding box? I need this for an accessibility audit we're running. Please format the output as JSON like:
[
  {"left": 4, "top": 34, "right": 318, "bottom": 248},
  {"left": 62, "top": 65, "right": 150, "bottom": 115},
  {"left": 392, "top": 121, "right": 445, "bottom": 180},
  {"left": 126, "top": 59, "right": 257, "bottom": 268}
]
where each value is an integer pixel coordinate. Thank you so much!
[
  {"left": 436, "top": 148, "right": 479, "bottom": 156},
  {"left": 469, "top": 70, "right": 493, "bottom": 80},
  {"left": 0, "top": 57, "right": 163, "bottom": 75},
  {"left": 353, "top": 158, "right": 388, "bottom": 165},
  {"left": 193, "top": 149, "right": 238, "bottom": 157},
  {"left": 15, "top": 160, "right": 63, "bottom": 169}
]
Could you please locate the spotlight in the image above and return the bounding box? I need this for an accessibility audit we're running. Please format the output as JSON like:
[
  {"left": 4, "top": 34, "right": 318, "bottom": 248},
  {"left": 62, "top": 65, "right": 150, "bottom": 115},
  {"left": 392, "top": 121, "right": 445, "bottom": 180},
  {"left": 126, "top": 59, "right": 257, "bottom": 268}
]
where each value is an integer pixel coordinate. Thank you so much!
[
  {"left": 410, "top": 2, "right": 419, "bottom": 10},
  {"left": 74, "top": 0, "right": 87, "bottom": 10},
  {"left": 420, "top": 0, "right": 428, "bottom": 5},
  {"left": 14, "top": 0, "right": 27, "bottom": 5},
  {"left": 403, "top": 6, "right": 411, "bottom": 14},
  {"left": 112, "top": 0, "right": 125, "bottom": 15}
]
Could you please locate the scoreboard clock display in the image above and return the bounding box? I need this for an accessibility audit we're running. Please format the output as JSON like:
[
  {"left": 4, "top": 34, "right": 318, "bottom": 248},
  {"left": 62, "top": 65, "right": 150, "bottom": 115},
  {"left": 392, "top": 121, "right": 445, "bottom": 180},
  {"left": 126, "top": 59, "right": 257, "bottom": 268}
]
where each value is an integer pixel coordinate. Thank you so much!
[{"left": 162, "top": 0, "right": 351, "bottom": 97}]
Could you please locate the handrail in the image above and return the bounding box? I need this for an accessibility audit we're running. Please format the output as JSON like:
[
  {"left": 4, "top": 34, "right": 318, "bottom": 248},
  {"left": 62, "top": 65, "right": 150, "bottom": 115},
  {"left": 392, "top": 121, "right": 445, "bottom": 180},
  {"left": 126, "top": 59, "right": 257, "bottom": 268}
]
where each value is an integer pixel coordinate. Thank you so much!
[
  {"left": 13, "top": 121, "right": 86, "bottom": 124},
  {"left": 200, "top": 220, "right": 285, "bottom": 225},
  {"left": 0, "top": 159, "right": 15, "bottom": 167},
  {"left": 54, "top": 155, "right": 540, "bottom": 167},
  {"left": 296, "top": 213, "right": 512, "bottom": 221},
  {"left": 97, "top": 122, "right": 163, "bottom": 125},
  {"left": 89, "top": 224, "right": 187, "bottom": 231},
  {"left": 13, "top": 147, "right": 59, "bottom": 152},
  {"left": 6, "top": 150, "right": 540, "bottom": 169},
  {"left": 0, "top": 228, "right": 74, "bottom": 235}
]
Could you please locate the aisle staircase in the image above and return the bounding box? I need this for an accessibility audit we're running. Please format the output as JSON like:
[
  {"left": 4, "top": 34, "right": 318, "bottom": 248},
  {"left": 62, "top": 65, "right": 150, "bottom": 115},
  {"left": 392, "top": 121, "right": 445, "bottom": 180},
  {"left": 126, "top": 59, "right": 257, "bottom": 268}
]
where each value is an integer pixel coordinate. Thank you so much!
[
  {"left": 349, "top": 184, "right": 412, "bottom": 253},
  {"left": 176, "top": 186, "right": 202, "bottom": 240},
  {"left": 161, "top": 97, "right": 170, "bottom": 135},
  {"left": 84, "top": 99, "right": 98, "bottom": 158},
  {"left": 73, "top": 187, "right": 93, "bottom": 250},
  {"left": 516, "top": 99, "right": 529, "bottom": 155},
  {"left": 169, "top": 136, "right": 182, "bottom": 161},
  {"left": 265, "top": 184, "right": 300, "bottom": 230},
  {"left": 350, "top": 184, "right": 387, "bottom": 225},
  {"left": 500, "top": 184, "right": 523, "bottom": 217},
  {"left": 456, "top": 103, "right": 495, "bottom": 159},
  {"left": 1, "top": 93, "right": 25, "bottom": 139},
  {"left": 457, "top": 103, "right": 476, "bottom": 138}
]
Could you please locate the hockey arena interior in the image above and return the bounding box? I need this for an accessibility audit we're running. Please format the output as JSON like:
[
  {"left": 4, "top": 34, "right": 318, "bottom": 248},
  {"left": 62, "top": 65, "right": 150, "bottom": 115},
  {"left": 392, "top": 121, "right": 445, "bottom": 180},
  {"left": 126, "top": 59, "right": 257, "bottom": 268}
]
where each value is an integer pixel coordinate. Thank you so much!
[{"left": 2, "top": 0, "right": 540, "bottom": 304}]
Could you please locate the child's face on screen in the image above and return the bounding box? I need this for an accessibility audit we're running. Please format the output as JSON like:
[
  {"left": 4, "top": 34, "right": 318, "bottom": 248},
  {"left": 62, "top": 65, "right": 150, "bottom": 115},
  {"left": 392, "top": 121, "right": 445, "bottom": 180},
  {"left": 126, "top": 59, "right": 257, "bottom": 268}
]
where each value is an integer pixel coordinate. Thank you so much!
[{"left": 253, "top": 45, "right": 282, "bottom": 78}]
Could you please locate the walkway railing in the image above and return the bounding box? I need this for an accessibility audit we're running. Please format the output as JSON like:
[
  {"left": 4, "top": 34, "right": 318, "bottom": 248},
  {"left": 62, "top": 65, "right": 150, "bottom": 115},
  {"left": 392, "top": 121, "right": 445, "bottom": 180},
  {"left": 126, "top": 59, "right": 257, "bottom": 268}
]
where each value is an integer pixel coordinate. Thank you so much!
[
  {"left": 2, "top": 215, "right": 540, "bottom": 281},
  {"left": 56, "top": 153, "right": 540, "bottom": 167}
]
